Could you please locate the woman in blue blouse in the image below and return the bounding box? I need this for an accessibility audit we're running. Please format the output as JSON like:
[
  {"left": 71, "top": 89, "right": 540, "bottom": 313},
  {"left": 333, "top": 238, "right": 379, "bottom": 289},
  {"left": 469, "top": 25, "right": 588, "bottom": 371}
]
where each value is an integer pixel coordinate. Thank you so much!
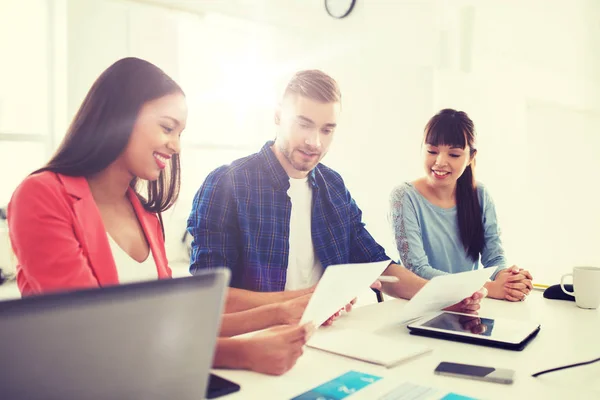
[{"left": 389, "top": 109, "right": 532, "bottom": 301}]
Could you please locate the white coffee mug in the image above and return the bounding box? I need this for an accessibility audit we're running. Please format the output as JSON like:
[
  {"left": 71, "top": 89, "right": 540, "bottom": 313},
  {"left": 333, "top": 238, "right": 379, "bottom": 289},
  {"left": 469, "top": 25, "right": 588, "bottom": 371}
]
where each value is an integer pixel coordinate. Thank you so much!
[{"left": 560, "top": 266, "right": 600, "bottom": 309}]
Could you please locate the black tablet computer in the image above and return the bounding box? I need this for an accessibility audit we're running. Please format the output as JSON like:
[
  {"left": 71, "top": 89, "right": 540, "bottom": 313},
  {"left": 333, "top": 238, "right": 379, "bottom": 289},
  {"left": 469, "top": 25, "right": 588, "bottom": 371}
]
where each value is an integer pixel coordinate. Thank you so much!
[{"left": 407, "top": 311, "right": 540, "bottom": 351}]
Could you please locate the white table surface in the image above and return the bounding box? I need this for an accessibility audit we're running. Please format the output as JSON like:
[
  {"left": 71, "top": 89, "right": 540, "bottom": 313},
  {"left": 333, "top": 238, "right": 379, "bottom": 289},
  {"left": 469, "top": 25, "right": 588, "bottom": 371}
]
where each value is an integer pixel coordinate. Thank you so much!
[{"left": 213, "top": 292, "right": 600, "bottom": 399}]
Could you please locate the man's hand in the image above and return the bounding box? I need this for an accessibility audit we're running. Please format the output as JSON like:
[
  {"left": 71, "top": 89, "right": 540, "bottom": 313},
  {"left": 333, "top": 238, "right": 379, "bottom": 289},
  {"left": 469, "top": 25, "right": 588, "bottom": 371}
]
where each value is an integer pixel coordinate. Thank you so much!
[
  {"left": 282, "top": 277, "right": 387, "bottom": 328},
  {"left": 277, "top": 293, "right": 312, "bottom": 325},
  {"left": 321, "top": 276, "right": 395, "bottom": 326},
  {"left": 240, "top": 323, "right": 314, "bottom": 376},
  {"left": 370, "top": 280, "right": 383, "bottom": 291},
  {"left": 487, "top": 266, "right": 533, "bottom": 302},
  {"left": 322, "top": 297, "right": 358, "bottom": 326},
  {"left": 445, "top": 287, "right": 488, "bottom": 314}
]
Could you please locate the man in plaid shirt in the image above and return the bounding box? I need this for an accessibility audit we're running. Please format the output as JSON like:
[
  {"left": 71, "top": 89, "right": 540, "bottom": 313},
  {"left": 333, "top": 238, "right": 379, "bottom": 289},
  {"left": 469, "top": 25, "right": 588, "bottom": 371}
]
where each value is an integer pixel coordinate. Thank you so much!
[{"left": 187, "top": 70, "right": 485, "bottom": 319}]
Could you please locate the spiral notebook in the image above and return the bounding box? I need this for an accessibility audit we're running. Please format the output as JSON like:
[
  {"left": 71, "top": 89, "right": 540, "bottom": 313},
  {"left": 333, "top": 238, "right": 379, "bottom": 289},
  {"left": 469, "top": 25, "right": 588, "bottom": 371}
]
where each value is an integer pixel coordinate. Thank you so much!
[{"left": 308, "top": 328, "right": 432, "bottom": 368}]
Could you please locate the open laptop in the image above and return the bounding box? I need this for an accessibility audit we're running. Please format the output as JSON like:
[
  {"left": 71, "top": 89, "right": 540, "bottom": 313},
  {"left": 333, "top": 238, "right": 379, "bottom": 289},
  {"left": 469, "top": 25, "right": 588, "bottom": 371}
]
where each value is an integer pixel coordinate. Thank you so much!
[{"left": 0, "top": 269, "right": 230, "bottom": 399}]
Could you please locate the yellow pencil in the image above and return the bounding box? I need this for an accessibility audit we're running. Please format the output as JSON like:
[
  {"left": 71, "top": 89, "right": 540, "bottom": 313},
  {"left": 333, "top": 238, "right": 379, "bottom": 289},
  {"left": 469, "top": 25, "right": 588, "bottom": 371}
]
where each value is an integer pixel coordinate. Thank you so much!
[{"left": 532, "top": 283, "right": 550, "bottom": 290}]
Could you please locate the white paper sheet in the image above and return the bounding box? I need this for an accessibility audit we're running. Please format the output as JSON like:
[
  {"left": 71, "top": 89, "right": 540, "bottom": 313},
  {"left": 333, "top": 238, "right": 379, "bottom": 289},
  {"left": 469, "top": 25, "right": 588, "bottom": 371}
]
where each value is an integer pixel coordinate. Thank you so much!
[
  {"left": 300, "top": 260, "right": 392, "bottom": 327},
  {"left": 307, "top": 328, "right": 432, "bottom": 367},
  {"left": 397, "top": 267, "right": 497, "bottom": 323}
]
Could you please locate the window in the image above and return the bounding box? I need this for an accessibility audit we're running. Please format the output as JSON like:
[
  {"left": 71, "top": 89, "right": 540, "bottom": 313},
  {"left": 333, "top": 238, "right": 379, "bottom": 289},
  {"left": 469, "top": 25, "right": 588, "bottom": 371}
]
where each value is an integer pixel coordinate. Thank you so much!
[{"left": 0, "top": 0, "right": 53, "bottom": 205}]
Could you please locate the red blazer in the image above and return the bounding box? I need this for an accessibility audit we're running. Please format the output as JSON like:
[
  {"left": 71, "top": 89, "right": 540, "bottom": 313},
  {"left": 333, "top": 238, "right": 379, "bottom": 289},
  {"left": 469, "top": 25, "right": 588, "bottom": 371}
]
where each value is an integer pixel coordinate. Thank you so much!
[{"left": 8, "top": 172, "right": 172, "bottom": 296}]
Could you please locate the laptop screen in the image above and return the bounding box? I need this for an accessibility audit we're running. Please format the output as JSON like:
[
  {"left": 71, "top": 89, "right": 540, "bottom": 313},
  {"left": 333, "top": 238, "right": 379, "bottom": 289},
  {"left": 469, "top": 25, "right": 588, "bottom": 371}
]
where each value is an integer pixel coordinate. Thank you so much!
[{"left": 0, "top": 271, "right": 229, "bottom": 400}]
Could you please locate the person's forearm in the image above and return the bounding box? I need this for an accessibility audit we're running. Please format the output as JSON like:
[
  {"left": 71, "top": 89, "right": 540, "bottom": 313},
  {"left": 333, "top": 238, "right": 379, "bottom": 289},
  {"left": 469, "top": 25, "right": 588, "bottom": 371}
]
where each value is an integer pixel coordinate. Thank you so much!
[
  {"left": 489, "top": 265, "right": 507, "bottom": 281},
  {"left": 220, "top": 303, "right": 281, "bottom": 337},
  {"left": 484, "top": 280, "right": 502, "bottom": 299},
  {"left": 213, "top": 337, "right": 249, "bottom": 370},
  {"left": 380, "top": 263, "right": 428, "bottom": 299},
  {"left": 225, "top": 286, "right": 313, "bottom": 313},
  {"left": 410, "top": 263, "right": 448, "bottom": 280},
  {"left": 481, "top": 249, "right": 507, "bottom": 280}
]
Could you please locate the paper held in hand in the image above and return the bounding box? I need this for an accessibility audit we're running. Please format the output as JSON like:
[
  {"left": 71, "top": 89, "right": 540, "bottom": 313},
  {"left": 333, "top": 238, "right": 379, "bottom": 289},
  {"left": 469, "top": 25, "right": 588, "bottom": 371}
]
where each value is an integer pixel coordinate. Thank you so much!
[
  {"left": 397, "top": 266, "right": 497, "bottom": 323},
  {"left": 300, "top": 260, "right": 392, "bottom": 328}
]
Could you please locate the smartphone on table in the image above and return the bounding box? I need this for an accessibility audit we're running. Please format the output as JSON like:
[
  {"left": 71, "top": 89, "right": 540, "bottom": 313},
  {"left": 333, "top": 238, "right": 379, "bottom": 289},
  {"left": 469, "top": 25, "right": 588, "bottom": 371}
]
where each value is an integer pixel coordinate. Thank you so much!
[{"left": 434, "top": 361, "right": 515, "bottom": 384}]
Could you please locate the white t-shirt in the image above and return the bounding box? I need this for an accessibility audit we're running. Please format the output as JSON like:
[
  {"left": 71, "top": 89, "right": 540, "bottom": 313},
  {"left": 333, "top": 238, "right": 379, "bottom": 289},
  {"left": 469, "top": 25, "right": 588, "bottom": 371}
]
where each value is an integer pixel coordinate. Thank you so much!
[
  {"left": 284, "top": 177, "right": 324, "bottom": 291},
  {"left": 107, "top": 233, "right": 158, "bottom": 284}
]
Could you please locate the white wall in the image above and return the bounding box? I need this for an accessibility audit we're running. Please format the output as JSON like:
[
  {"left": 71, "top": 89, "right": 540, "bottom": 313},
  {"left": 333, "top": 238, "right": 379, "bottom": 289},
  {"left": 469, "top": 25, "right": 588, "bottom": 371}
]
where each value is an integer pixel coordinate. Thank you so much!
[
  {"left": 66, "top": 0, "right": 180, "bottom": 117},
  {"left": 0, "top": 0, "right": 51, "bottom": 206}
]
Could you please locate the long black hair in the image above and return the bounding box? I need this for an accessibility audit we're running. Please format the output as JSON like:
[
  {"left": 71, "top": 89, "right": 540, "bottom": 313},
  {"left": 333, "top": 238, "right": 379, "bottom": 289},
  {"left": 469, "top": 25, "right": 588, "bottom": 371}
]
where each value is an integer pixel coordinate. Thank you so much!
[
  {"left": 37, "top": 57, "right": 183, "bottom": 214},
  {"left": 424, "top": 108, "right": 483, "bottom": 261}
]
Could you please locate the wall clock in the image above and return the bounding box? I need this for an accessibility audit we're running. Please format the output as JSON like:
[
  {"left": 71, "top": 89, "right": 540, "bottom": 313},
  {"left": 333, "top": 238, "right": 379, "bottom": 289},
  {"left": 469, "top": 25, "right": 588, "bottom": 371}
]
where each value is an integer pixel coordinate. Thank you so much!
[{"left": 325, "top": 0, "right": 356, "bottom": 19}]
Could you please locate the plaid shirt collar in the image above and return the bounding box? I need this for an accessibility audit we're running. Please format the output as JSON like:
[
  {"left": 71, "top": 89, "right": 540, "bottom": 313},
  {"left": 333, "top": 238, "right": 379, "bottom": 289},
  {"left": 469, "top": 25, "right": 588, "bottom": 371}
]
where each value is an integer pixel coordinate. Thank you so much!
[{"left": 259, "top": 141, "right": 319, "bottom": 190}]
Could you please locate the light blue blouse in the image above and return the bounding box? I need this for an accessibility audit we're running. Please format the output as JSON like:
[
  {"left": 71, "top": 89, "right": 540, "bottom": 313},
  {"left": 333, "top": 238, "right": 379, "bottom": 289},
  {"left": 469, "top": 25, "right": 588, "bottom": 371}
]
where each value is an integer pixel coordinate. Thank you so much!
[{"left": 389, "top": 182, "right": 506, "bottom": 280}]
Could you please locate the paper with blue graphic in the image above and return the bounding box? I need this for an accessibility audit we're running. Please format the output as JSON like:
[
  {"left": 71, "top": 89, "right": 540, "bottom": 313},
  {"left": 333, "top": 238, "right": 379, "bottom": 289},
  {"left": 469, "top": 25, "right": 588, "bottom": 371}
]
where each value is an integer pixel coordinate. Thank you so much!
[
  {"left": 440, "top": 394, "right": 478, "bottom": 400},
  {"left": 291, "top": 370, "right": 382, "bottom": 400}
]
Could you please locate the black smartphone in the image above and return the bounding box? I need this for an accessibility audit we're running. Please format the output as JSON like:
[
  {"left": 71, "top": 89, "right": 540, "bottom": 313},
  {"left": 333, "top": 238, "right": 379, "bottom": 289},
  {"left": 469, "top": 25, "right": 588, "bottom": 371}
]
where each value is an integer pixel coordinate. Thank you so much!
[
  {"left": 206, "top": 373, "right": 241, "bottom": 399},
  {"left": 434, "top": 361, "right": 515, "bottom": 384}
]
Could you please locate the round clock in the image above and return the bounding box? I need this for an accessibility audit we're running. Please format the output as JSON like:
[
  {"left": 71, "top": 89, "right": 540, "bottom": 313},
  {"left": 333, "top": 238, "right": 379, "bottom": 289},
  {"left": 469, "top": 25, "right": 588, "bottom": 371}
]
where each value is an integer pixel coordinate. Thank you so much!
[{"left": 325, "top": 0, "right": 356, "bottom": 19}]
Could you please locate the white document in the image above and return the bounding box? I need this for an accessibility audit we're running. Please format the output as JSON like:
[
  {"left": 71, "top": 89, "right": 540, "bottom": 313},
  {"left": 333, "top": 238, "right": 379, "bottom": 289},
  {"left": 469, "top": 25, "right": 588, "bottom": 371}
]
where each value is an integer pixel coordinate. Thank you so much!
[
  {"left": 308, "top": 328, "right": 431, "bottom": 368},
  {"left": 397, "top": 267, "right": 497, "bottom": 323},
  {"left": 300, "top": 260, "right": 391, "bottom": 328}
]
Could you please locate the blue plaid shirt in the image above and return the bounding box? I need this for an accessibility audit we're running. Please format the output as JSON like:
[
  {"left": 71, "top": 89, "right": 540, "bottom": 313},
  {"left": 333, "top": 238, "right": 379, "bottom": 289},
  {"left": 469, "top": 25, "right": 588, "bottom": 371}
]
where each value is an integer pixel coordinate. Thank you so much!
[{"left": 187, "top": 141, "right": 390, "bottom": 291}]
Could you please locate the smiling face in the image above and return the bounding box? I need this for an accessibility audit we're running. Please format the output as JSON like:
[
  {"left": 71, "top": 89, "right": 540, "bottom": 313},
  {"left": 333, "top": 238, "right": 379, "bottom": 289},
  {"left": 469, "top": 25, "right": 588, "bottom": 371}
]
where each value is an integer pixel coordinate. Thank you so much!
[
  {"left": 119, "top": 92, "right": 188, "bottom": 181},
  {"left": 272, "top": 94, "right": 340, "bottom": 178},
  {"left": 421, "top": 109, "right": 477, "bottom": 191},
  {"left": 423, "top": 143, "right": 474, "bottom": 189}
]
